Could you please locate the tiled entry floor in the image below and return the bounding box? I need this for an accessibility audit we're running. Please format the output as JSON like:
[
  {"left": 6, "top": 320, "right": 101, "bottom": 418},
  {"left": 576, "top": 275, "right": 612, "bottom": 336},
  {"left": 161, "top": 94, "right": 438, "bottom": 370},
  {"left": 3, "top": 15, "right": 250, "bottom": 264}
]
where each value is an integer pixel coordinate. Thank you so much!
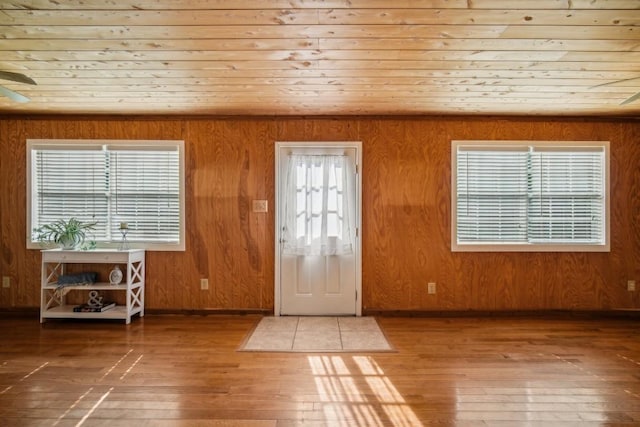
[{"left": 240, "top": 316, "right": 394, "bottom": 352}]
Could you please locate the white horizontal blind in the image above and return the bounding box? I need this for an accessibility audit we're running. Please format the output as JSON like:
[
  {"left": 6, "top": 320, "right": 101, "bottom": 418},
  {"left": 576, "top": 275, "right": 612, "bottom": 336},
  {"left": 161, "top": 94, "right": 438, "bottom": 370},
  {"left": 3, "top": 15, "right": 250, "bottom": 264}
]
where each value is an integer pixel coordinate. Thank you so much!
[
  {"left": 110, "top": 149, "right": 180, "bottom": 242},
  {"left": 456, "top": 148, "right": 529, "bottom": 243},
  {"left": 34, "top": 149, "right": 109, "bottom": 239},
  {"left": 455, "top": 142, "right": 606, "bottom": 248},
  {"left": 30, "top": 141, "right": 183, "bottom": 247},
  {"left": 528, "top": 148, "right": 604, "bottom": 244}
]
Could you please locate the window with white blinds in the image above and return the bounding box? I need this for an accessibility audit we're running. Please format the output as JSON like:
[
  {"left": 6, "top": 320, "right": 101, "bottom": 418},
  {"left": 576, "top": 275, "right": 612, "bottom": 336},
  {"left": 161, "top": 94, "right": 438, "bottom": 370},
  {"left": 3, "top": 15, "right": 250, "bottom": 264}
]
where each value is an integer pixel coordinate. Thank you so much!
[
  {"left": 452, "top": 141, "right": 609, "bottom": 252},
  {"left": 27, "top": 139, "right": 185, "bottom": 251}
]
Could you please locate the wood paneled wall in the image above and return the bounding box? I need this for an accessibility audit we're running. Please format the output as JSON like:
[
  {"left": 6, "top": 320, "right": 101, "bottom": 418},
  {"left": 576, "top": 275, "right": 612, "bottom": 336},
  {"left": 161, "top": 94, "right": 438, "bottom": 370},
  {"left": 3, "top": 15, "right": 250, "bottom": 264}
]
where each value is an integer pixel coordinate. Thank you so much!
[{"left": 1, "top": 116, "right": 639, "bottom": 312}]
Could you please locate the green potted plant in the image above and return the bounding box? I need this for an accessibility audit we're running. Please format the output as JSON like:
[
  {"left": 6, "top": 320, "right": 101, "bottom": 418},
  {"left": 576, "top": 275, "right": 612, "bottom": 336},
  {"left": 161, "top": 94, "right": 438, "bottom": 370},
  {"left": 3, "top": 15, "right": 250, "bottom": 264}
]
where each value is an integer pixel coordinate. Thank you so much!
[{"left": 33, "top": 218, "right": 97, "bottom": 250}]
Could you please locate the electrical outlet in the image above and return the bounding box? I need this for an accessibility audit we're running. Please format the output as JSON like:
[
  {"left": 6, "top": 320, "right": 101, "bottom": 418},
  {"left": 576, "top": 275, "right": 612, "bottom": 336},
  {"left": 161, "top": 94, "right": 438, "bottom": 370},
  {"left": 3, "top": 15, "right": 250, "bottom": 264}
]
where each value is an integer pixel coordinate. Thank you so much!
[
  {"left": 628, "top": 280, "right": 636, "bottom": 291},
  {"left": 2, "top": 276, "right": 9, "bottom": 288},
  {"left": 200, "top": 278, "right": 209, "bottom": 290},
  {"left": 427, "top": 282, "right": 436, "bottom": 294}
]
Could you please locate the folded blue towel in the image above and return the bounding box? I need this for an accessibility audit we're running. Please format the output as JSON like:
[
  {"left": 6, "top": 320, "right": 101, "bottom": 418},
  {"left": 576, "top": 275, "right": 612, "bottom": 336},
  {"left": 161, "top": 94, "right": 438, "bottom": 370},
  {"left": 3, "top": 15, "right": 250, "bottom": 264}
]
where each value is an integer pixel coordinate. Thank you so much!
[{"left": 57, "top": 272, "right": 98, "bottom": 285}]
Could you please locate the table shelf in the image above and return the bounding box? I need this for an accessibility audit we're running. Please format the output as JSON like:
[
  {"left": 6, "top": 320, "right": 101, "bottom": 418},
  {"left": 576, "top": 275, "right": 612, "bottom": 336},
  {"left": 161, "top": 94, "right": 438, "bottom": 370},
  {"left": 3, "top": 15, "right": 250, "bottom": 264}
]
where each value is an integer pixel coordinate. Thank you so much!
[{"left": 41, "top": 304, "right": 130, "bottom": 320}]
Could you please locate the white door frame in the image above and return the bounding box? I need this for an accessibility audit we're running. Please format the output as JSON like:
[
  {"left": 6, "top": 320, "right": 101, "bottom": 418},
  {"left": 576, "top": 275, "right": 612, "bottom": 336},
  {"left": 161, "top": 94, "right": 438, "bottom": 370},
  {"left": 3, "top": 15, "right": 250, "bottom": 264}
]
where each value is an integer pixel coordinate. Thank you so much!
[{"left": 274, "top": 141, "right": 362, "bottom": 316}]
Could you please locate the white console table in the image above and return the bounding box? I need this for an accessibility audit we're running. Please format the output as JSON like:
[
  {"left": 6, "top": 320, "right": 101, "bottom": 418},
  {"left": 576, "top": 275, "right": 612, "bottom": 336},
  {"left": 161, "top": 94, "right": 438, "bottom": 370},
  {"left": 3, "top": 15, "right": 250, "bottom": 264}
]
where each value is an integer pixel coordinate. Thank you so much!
[{"left": 40, "top": 249, "right": 145, "bottom": 324}]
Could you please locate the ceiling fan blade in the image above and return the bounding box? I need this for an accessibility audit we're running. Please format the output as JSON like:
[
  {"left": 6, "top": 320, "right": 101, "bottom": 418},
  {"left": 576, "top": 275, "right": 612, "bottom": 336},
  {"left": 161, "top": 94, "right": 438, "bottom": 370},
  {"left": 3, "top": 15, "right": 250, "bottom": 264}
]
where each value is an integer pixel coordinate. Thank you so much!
[
  {"left": 590, "top": 76, "right": 640, "bottom": 89},
  {"left": 0, "top": 70, "right": 36, "bottom": 85},
  {"left": 0, "top": 85, "right": 30, "bottom": 103},
  {"left": 621, "top": 91, "right": 640, "bottom": 105}
]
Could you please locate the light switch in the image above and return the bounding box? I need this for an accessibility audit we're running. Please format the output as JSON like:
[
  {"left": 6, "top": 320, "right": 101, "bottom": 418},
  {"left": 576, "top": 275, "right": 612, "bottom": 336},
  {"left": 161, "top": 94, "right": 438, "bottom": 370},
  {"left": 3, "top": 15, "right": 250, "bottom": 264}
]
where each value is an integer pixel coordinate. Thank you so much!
[{"left": 253, "top": 200, "right": 268, "bottom": 213}]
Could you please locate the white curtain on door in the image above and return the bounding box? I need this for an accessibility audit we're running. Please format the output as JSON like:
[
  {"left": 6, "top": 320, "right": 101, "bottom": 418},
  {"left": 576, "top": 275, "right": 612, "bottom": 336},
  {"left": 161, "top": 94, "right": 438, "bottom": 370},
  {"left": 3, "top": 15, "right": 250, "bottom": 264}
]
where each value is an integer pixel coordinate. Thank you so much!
[{"left": 283, "top": 154, "right": 353, "bottom": 256}]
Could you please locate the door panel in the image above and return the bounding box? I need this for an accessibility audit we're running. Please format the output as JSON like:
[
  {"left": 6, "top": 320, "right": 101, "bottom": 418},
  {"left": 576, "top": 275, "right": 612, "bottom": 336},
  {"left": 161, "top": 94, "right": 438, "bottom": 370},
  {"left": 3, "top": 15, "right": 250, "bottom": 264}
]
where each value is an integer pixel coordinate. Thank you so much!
[
  {"left": 277, "top": 145, "right": 359, "bottom": 316},
  {"left": 281, "top": 252, "right": 356, "bottom": 315}
]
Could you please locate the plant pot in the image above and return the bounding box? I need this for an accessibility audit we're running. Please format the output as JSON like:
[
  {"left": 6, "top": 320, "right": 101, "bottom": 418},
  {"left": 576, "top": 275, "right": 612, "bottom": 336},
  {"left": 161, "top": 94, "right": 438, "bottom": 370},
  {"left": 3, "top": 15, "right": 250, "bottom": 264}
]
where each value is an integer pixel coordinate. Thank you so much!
[{"left": 59, "top": 235, "right": 80, "bottom": 250}]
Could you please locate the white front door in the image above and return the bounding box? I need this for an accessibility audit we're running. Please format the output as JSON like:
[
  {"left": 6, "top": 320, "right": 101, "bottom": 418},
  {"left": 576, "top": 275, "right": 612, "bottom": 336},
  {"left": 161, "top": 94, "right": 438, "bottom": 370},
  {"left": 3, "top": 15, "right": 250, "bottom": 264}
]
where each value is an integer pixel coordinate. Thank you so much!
[{"left": 275, "top": 142, "right": 361, "bottom": 316}]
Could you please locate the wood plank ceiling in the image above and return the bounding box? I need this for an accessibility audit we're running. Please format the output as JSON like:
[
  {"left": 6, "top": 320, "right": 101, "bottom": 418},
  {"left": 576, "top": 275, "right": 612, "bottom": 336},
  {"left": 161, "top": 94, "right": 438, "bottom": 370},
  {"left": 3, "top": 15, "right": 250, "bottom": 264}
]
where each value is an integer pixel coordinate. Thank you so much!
[{"left": 0, "top": 0, "right": 639, "bottom": 117}]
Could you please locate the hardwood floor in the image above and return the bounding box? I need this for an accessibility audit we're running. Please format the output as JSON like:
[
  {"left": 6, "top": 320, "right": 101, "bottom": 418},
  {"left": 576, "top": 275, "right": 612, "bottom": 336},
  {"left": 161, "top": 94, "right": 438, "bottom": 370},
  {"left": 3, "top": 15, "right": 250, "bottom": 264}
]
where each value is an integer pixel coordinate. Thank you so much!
[{"left": 1, "top": 314, "right": 640, "bottom": 426}]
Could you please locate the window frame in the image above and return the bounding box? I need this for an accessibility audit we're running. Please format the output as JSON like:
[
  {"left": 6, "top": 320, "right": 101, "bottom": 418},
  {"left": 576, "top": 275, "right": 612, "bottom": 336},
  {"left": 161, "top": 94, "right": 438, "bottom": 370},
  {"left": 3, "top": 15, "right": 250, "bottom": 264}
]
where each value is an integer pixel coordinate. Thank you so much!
[
  {"left": 451, "top": 140, "right": 610, "bottom": 252},
  {"left": 26, "top": 139, "right": 186, "bottom": 251}
]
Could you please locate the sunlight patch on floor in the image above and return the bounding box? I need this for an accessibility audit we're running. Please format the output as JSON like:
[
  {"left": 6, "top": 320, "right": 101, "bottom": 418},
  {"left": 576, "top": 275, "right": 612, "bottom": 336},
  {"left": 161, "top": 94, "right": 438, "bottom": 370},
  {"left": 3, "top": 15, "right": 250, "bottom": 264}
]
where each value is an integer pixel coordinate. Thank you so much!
[{"left": 309, "top": 355, "right": 423, "bottom": 427}]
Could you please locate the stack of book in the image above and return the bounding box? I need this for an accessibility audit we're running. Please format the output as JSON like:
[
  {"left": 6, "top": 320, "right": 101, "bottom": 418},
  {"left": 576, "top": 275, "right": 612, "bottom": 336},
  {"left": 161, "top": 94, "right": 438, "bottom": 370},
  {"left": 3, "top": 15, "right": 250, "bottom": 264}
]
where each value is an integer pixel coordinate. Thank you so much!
[{"left": 73, "top": 302, "right": 116, "bottom": 312}]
